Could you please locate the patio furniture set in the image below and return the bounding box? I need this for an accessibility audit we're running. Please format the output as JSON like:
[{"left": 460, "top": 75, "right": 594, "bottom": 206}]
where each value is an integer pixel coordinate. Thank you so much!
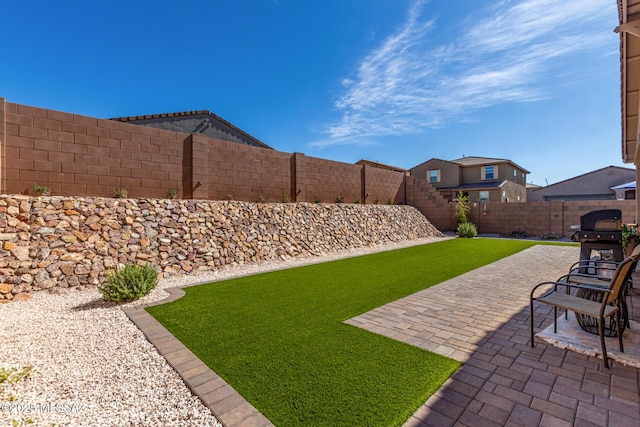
[{"left": 530, "top": 209, "right": 639, "bottom": 369}]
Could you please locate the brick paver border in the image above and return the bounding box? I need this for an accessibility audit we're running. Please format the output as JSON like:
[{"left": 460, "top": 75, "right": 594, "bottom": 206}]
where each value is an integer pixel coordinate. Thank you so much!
[
  {"left": 124, "top": 244, "right": 640, "bottom": 427},
  {"left": 123, "top": 288, "right": 274, "bottom": 427}
]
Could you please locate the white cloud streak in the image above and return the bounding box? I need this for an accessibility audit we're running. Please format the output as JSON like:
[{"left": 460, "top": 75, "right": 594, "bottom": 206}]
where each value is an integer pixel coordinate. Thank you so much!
[{"left": 312, "top": 0, "right": 613, "bottom": 147}]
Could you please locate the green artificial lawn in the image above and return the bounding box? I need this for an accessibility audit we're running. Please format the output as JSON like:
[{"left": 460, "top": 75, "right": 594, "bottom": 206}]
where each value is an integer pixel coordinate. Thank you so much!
[{"left": 147, "top": 238, "right": 567, "bottom": 426}]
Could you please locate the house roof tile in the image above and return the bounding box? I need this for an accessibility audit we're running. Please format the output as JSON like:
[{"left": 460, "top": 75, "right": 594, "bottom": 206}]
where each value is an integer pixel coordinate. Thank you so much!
[{"left": 111, "top": 110, "right": 271, "bottom": 149}]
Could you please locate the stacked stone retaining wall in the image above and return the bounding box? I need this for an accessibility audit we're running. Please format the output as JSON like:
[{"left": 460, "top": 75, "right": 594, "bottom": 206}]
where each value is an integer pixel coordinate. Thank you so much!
[{"left": 0, "top": 196, "right": 442, "bottom": 301}]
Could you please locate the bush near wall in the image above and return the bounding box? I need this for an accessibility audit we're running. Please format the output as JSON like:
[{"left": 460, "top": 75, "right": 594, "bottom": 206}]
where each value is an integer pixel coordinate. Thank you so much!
[{"left": 0, "top": 196, "right": 442, "bottom": 301}]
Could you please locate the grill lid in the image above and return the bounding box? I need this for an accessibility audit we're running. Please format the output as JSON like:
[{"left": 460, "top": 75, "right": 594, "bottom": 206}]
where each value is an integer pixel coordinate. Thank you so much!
[{"left": 580, "top": 209, "right": 622, "bottom": 231}]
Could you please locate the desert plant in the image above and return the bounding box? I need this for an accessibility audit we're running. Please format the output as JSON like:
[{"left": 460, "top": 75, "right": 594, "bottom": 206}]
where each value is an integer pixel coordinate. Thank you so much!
[
  {"left": 454, "top": 191, "right": 470, "bottom": 224},
  {"left": 622, "top": 224, "right": 639, "bottom": 255},
  {"left": 354, "top": 198, "right": 361, "bottom": 204},
  {"left": 0, "top": 366, "right": 35, "bottom": 387},
  {"left": 314, "top": 198, "right": 322, "bottom": 203},
  {"left": 507, "top": 229, "right": 528, "bottom": 239},
  {"left": 282, "top": 193, "right": 292, "bottom": 203},
  {"left": 113, "top": 187, "right": 128, "bottom": 198},
  {"left": 539, "top": 233, "right": 561, "bottom": 240},
  {"left": 166, "top": 188, "right": 179, "bottom": 199},
  {"left": 225, "top": 194, "right": 233, "bottom": 200},
  {"left": 335, "top": 196, "right": 344, "bottom": 203},
  {"left": 31, "top": 182, "right": 50, "bottom": 196},
  {"left": 457, "top": 221, "right": 478, "bottom": 238},
  {"left": 387, "top": 198, "right": 394, "bottom": 205},
  {"left": 98, "top": 263, "right": 158, "bottom": 303}
]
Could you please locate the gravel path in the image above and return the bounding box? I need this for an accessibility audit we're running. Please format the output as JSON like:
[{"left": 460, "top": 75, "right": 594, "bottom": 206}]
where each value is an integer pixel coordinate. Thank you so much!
[{"left": 0, "top": 236, "right": 448, "bottom": 426}]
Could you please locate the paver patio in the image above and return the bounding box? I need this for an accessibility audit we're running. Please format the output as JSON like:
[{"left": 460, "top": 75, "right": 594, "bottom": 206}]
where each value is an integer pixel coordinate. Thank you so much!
[
  {"left": 129, "top": 244, "right": 640, "bottom": 426},
  {"left": 346, "top": 245, "right": 640, "bottom": 427}
]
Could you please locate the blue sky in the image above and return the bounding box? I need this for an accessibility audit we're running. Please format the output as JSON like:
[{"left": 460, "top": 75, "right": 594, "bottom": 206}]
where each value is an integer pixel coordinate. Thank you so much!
[{"left": 0, "top": 0, "right": 626, "bottom": 186}]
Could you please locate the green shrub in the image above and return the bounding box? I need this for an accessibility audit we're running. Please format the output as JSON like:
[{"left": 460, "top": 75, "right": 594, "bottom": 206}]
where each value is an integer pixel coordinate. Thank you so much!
[
  {"left": 166, "top": 188, "right": 179, "bottom": 199},
  {"left": 113, "top": 187, "right": 128, "bottom": 198},
  {"left": 457, "top": 222, "right": 478, "bottom": 238},
  {"left": 99, "top": 263, "right": 158, "bottom": 303},
  {"left": 454, "top": 191, "right": 470, "bottom": 224},
  {"left": 282, "top": 193, "right": 292, "bottom": 203},
  {"left": 31, "top": 182, "right": 50, "bottom": 196}
]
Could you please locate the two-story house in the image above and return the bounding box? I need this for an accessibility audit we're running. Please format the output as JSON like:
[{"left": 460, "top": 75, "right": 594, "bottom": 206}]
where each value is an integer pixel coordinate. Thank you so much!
[{"left": 410, "top": 156, "right": 529, "bottom": 203}]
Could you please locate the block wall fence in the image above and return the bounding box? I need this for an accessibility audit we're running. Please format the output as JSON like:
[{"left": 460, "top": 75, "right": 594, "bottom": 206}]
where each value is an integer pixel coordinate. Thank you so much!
[
  {"left": 0, "top": 98, "right": 637, "bottom": 236},
  {"left": 0, "top": 98, "right": 409, "bottom": 205}
]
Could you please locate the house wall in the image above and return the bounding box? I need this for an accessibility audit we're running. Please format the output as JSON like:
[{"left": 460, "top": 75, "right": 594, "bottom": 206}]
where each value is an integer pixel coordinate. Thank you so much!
[
  {"left": 410, "top": 159, "right": 460, "bottom": 188},
  {"left": 501, "top": 180, "right": 527, "bottom": 202},
  {"left": 528, "top": 166, "right": 636, "bottom": 201},
  {"left": 461, "top": 165, "right": 485, "bottom": 183}
]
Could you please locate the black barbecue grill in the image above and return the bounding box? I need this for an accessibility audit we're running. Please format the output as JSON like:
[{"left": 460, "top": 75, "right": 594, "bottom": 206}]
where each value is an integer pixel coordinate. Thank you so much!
[
  {"left": 574, "top": 209, "right": 627, "bottom": 336},
  {"left": 577, "top": 209, "right": 623, "bottom": 262}
]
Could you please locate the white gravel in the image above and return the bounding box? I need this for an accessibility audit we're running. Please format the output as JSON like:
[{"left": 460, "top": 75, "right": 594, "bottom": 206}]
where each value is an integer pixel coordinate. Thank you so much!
[{"left": 0, "top": 236, "right": 447, "bottom": 426}]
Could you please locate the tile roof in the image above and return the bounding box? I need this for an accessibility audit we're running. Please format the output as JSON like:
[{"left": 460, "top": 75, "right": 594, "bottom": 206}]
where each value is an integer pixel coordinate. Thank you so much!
[
  {"left": 355, "top": 159, "right": 407, "bottom": 172},
  {"left": 450, "top": 156, "right": 530, "bottom": 173},
  {"left": 437, "top": 180, "right": 508, "bottom": 191},
  {"left": 110, "top": 110, "right": 271, "bottom": 149}
]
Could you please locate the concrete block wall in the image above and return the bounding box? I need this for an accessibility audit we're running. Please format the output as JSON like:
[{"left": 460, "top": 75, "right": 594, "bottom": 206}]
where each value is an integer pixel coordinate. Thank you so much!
[
  {"left": 0, "top": 99, "right": 407, "bottom": 208},
  {"left": 363, "top": 165, "right": 406, "bottom": 205},
  {"left": 2, "top": 98, "right": 637, "bottom": 237},
  {"left": 4, "top": 102, "right": 185, "bottom": 198},
  {"left": 189, "top": 134, "right": 292, "bottom": 202},
  {"left": 406, "top": 175, "right": 455, "bottom": 232},
  {"left": 469, "top": 200, "right": 636, "bottom": 237},
  {"left": 293, "top": 153, "right": 363, "bottom": 203}
]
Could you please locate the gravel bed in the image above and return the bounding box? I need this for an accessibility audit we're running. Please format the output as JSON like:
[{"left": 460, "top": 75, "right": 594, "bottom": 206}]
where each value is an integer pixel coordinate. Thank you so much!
[{"left": 0, "top": 236, "right": 447, "bottom": 426}]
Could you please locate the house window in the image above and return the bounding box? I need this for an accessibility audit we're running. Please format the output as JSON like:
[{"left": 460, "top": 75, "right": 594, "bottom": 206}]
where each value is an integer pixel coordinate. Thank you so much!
[
  {"left": 427, "top": 169, "right": 440, "bottom": 183},
  {"left": 502, "top": 190, "right": 506, "bottom": 197},
  {"left": 479, "top": 191, "right": 489, "bottom": 203},
  {"left": 482, "top": 165, "right": 495, "bottom": 180},
  {"left": 513, "top": 169, "right": 517, "bottom": 177}
]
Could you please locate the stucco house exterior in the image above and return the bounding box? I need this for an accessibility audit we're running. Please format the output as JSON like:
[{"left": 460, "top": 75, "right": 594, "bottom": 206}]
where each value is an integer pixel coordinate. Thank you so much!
[
  {"left": 616, "top": 0, "right": 640, "bottom": 221},
  {"left": 111, "top": 110, "right": 272, "bottom": 149},
  {"left": 527, "top": 166, "right": 636, "bottom": 201},
  {"left": 410, "top": 156, "right": 529, "bottom": 203}
]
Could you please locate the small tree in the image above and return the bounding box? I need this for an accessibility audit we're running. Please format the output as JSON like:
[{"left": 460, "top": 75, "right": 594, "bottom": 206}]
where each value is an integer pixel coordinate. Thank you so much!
[
  {"left": 454, "top": 191, "right": 470, "bottom": 224},
  {"left": 454, "top": 191, "right": 477, "bottom": 238}
]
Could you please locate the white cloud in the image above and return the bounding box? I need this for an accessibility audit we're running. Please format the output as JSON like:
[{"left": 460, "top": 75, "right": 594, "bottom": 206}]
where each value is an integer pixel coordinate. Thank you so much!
[{"left": 312, "top": 0, "right": 613, "bottom": 148}]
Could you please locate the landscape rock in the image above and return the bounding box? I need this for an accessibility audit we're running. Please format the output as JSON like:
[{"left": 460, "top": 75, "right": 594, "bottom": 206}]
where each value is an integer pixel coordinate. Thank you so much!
[{"left": 0, "top": 196, "right": 443, "bottom": 300}]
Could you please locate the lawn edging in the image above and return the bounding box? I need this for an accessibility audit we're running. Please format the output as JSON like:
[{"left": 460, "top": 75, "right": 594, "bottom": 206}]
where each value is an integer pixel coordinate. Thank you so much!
[{"left": 123, "top": 288, "right": 274, "bottom": 427}]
